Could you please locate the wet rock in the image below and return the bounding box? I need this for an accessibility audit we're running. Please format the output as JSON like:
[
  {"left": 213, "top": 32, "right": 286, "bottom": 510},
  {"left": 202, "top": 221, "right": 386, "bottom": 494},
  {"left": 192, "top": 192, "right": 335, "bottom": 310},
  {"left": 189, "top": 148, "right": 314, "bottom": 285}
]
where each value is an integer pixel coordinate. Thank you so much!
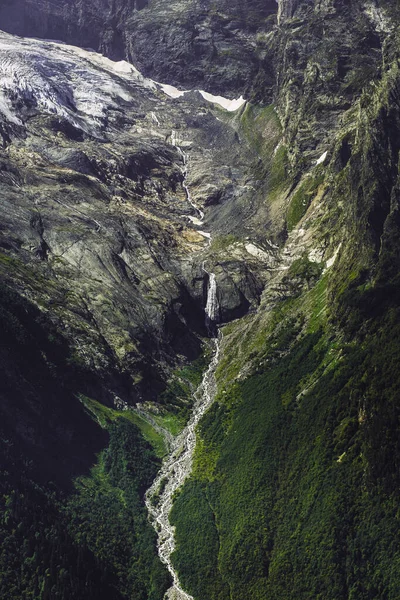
[
  {"left": 0, "top": 0, "right": 278, "bottom": 96},
  {"left": 0, "top": 31, "right": 269, "bottom": 401}
]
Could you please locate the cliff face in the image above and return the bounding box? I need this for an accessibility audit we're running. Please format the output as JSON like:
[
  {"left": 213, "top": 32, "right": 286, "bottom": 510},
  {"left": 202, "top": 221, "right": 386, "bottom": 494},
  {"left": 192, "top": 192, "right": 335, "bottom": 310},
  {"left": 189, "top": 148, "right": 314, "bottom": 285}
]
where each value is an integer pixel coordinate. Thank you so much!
[
  {"left": 0, "top": 0, "right": 277, "bottom": 95},
  {"left": 169, "top": 3, "right": 400, "bottom": 599},
  {"left": 0, "top": 31, "right": 273, "bottom": 404},
  {"left": 0, "top": 29, "right": 274, "bottom": 598},
  {"left": 1, "top": 0, "right": 400, "bottom": 598}
]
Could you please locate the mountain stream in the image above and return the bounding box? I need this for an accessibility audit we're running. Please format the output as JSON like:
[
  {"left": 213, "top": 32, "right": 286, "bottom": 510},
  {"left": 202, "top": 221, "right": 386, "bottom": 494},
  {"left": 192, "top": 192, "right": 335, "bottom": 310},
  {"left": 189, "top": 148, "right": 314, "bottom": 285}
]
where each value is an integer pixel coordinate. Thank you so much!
[{"left": 145, "top": 136, "right": 220, "bottom": 600}]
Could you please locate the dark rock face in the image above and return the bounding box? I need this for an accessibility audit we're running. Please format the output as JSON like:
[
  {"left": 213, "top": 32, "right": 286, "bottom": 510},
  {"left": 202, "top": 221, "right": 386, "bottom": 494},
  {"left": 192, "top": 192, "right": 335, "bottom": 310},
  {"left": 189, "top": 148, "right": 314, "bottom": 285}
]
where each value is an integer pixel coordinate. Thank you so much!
[
  {"left": 0, "top": 0, "right": 277, "bottom": 96},
  {"left": 127, "top": 0, "right": 278, "bottom": 95},
  {"left": 1, "top": 1, "right": 400, "bottom": 598},
  {"left": 0, "top": 32, "right": 270, "bottom": 403},
  {"left": 268, "top": 0, "right": 397, "bottom": 170}
]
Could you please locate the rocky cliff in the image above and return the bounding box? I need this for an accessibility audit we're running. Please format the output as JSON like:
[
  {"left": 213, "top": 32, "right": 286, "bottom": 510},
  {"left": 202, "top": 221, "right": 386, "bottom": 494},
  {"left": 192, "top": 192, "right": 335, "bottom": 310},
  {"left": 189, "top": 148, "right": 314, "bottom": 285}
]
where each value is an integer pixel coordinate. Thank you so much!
[
  {"left": 1, "top": 0, "right": 400, "bottom": 598},
  {"left": 0, "top": 0, "right": 277, "bottom": 95},
  {"left": 0, "top": 32, "right": 273, "bottom": 404}
]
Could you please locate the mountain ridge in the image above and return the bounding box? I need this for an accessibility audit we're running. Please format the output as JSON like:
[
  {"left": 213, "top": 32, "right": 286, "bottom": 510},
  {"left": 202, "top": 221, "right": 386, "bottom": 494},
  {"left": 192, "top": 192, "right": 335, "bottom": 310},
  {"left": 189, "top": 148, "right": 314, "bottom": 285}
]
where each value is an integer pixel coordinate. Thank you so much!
[{"left": 1, "top": 0, "right": 400, "bottom": 598}]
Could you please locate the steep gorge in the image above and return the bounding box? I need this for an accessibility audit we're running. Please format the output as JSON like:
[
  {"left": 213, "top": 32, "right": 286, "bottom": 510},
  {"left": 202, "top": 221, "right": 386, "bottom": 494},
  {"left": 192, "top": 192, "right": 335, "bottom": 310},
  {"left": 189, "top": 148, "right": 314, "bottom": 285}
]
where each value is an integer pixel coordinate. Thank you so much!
[{"left": 1, "top": 0, "right": 400, "bottom": 598}]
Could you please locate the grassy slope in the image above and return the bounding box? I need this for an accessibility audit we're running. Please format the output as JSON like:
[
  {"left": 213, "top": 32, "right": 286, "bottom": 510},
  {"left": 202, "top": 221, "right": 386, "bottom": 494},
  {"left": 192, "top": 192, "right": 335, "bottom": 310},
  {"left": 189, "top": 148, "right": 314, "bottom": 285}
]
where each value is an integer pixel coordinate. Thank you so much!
[
  {"left": 170, "top": 35, "right": 400, "bottom": 600},
  {"left": 0, "top": 283, "right": 170, "bottom": 600},
  {"left": 171, "top": 277, "right": 400, "bottom": 600}
]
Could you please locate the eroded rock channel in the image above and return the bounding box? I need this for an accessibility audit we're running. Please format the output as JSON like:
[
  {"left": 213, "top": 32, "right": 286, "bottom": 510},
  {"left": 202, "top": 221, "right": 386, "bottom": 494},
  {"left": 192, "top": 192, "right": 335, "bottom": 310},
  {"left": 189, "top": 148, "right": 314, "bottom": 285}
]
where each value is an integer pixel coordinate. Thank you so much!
[
  {"left": 145, "top": 330, "right": 220, "bottom": 600},
  {"left": 145, "top": 141, "right": 221, "bottom": 600}
]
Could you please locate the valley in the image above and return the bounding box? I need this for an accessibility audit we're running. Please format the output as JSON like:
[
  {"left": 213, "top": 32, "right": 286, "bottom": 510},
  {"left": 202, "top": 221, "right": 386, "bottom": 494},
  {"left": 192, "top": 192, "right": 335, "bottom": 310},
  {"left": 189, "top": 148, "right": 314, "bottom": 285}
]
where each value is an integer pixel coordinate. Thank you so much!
[{"left": 0, "top": 0, "right": 400, "bottom": 598}]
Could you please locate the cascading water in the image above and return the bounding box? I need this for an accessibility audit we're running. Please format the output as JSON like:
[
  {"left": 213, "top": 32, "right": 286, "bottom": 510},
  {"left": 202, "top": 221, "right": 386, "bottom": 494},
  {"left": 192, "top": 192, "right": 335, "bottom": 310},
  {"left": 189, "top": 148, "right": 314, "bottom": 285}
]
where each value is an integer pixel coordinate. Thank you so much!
[
  {"left": 204, "top": 269, "right": 220, "bottom": 333},
  {"left": 144, "top": 132, "right": 221, "bottom": 600},
  {"left": 171, "top": 130, "right": 205, "bottom": 223},
  {"left": 145, "top": 334, "right": 220, "bottom": 600}
]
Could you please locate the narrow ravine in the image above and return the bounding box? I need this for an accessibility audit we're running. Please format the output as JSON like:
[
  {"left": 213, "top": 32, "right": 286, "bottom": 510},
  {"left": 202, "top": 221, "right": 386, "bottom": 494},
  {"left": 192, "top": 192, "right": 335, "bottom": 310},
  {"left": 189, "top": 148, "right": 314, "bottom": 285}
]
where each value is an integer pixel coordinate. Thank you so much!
[
  {"left": 145, "top": 332, "right": 221, "bottom": 600},
  {"left": 145, "top": 134, "right": 221, "bottom": 600}
]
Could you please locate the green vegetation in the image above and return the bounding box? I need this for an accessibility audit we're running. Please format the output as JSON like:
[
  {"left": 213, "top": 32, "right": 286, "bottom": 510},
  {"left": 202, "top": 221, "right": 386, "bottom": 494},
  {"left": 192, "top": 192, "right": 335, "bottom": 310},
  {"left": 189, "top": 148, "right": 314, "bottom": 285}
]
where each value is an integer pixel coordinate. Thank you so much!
[
  {"left": 286, "top": 173, "right": 325, "bottom": 231},
  {"left": 157, "top": 346, "right": 212, "bottom": 427},
  {"left": 66, "top": 419, "right": 171, "bottom": 600},
  {"left": 216, "top": 255, "right": 326, "bottom": 385},
  {"left": 171, "top": 271, "right": 400, "bottom": 599},
  {"left": 0, "top": 284, "right": 170, "bottom": 599},
  {"left": 152, "top": 411, "right": 185, "bottom": 437},
  {"left": 80, "top": 395, "right": 167, "bottom": 457},
  {"left": 240, "top": 103, "right": 287, "bottom": 188},
  {"left": 240, "top": 104, "right": 281, "bottom": 157},
  {"left": 269, "top": 144, "right": 290, "bottom": 192}
]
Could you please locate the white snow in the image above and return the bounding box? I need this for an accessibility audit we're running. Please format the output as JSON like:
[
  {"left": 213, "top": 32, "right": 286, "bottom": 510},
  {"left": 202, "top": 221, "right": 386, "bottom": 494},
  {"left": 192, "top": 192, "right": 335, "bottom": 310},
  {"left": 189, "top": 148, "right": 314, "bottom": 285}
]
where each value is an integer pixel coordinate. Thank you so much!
[
  {"left": 273, "top": 140, "right": 282, "bottom": 156},
  {"left": 39, "top": 39, "right": 156, "bottom": 89},
  {"left": 0, "top": 31, "right": 143, "bottom": 131},
  {"left": 198, "top": 91, "right": 246, "bottom": 112},
  {"left": 325, "top": 244, "right": 342, "bottom": 269},
  {"left": 157, "top": 82, "right": 187, "bottom": 98},
  {"left": 0, "top": 28, "right": 246, "bottom": 139},
  {"left": 156, "top": 83, "right": 246, "bottom": 112},
  {"left": 316, "top": 151, "right": 328, "bottom": 165}
]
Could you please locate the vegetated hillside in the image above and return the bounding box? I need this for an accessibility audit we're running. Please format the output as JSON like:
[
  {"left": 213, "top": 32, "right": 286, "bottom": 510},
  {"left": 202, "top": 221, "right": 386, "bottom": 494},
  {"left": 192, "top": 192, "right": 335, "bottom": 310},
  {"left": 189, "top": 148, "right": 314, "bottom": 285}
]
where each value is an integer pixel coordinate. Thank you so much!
[
  {"left": 1, "top": 0, "right": 400, "bottom": 599},
  {"left": 0, "top": 284, "right": 170, "bottom": 599},
  {"left": 170, "top": 3, "right": 400, "bottom": 599},
  {"left": 0, "top": 25, "right": 271, "bottom": 600}
]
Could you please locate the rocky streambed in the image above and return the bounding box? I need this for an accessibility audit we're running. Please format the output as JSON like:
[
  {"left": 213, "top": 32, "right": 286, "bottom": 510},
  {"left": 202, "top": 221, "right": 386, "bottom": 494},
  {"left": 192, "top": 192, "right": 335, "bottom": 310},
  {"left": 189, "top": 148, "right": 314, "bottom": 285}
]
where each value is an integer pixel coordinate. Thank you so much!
[
  {"left": 145, "top": 134, "right": 222, "bottom": 599},
  {"left": 145, "top": 330, "right": 221, "bottom": 600}
]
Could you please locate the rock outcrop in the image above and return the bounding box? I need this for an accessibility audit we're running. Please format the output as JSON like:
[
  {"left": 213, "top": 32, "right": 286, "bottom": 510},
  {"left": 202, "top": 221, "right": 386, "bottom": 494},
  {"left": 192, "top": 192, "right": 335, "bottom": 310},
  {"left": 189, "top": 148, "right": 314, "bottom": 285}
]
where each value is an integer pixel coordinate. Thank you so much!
[
  {"left": 0, "top": 31, "right": 274, "bottom": 404},
  {"left": 0, "top": 0, "right": 278, "bottom": 96},
  {"left": 1, "top": 1, "right": 400, "bottom": 599}
]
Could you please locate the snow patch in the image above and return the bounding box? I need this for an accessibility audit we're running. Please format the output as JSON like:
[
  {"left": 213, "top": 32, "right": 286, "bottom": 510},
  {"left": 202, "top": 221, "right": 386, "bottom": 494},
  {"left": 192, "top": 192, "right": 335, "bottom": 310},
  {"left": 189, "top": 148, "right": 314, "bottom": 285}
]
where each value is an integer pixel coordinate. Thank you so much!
[
  {"left": 48, "top": 42, "right": 156, "bottom": 89},
  {"left": 273, "top": 140, "right": 282, "bottom": 156},
  {"left": 316, "top": 151, "right": 328, "bottom": 165},
  {"left": 325, "top": 244, "right": 342, "bottom": 269},
  {"left": 0, "top": 31, "right": 143, "bottom": 130},
  {"left": 156, "top": 82, "right": 246, "bottom": 112},
  {"left": 199, "top": 91, "right": 246, "bottom": 112},
  {"left": 157, "top": 83, "right": 187, "bottom": 98}
]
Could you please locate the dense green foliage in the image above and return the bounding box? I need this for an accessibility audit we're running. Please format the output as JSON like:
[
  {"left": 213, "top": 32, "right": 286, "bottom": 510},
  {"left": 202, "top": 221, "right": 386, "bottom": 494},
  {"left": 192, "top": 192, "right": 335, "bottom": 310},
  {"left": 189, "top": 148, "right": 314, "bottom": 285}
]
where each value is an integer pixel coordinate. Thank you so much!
[
  {"left": 66, "top": 419, "right": 171, "bottom": 600},
  {"left": 156, "top": 347, "right": 212, "bottom": 427},
  {"left": 171, "top": 283, "right": 400, "bottom": 599},
  {"left": 0, "top": 284, "right": 170, "bottom": 599},
  {"left": 0, "top": 474, "right": 118, "bottom": 600}
]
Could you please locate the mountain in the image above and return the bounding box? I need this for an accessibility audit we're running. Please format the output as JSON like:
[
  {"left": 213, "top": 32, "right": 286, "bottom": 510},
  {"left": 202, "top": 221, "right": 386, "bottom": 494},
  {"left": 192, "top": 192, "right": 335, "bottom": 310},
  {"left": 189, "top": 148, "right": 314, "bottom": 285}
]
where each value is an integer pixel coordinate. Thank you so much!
[
  {"left": 0, "top": 0, "right": 277, "bottom": 95},
  {"left": 0, "top": 0, "right": 400, "bottom": 598}
]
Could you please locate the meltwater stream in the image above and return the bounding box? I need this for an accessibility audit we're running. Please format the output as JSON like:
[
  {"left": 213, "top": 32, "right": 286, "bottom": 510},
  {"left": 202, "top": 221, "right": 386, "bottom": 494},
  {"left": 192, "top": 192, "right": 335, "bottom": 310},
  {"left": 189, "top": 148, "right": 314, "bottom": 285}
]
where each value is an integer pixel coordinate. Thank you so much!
[
  {"left": 145, "top": 331, "right": 221, "bottom": 600},
  {"left": 171, "top": 130, "right": 205, "bottom": 224},
  {"left": 145, "top": 134, "right": 220, "bottom": 599}
]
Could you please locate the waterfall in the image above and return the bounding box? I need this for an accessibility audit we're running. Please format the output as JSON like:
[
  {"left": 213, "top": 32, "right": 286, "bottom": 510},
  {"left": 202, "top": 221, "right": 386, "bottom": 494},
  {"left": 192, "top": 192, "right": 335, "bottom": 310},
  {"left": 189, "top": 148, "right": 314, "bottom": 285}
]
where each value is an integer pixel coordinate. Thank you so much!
[
  {"left": 205, "top": 271, "right": 219, "bottom": 329},
  {"left": 144, "top": 129, "right": 221, "bottom": 600},
  {"left": 171, "top": 130, "right": 205, "bottom": 222}
]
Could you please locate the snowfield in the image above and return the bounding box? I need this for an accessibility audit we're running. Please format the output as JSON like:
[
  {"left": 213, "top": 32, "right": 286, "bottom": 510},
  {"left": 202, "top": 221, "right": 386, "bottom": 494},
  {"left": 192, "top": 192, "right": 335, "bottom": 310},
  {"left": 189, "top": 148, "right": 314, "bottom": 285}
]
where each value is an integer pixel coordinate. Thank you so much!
[{"left": 0, "top": 30, "right": 246, "bottom": 135}]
